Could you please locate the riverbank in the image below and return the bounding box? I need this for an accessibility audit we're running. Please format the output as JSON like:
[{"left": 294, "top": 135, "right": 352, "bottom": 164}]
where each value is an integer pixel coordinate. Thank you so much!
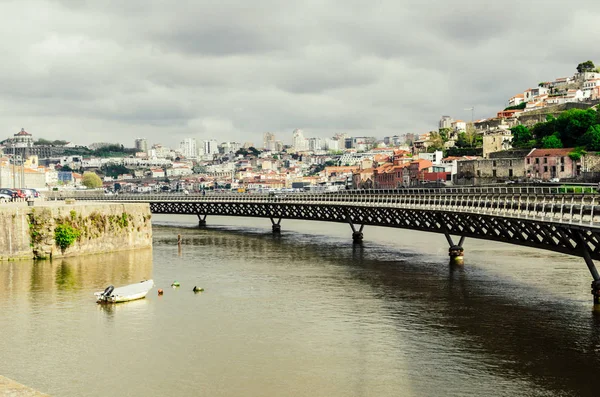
[
  {"left": 0, "top": 375, "right": 50, "bottom": 396},
  {"left": 0, "top": 200, "right": 152, "bottom": 261}
]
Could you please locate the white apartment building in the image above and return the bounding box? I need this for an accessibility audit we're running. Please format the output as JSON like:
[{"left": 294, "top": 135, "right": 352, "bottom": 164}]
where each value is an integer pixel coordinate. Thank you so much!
[
  {"left": 219, "top": 141, "right": 242, "bottom": 153},
  {"left": 180, "top": 138, "right": 197, "bottom": 159},
  {"left": 325, "top": 138, "right": 340, "bottom": 151},
  {"left": 203, "top": 139, "right": 219, "bottom": 156},
  {"left": 292, "top": 129, "right": 308, "bottom": 152},
  {"left": 308, "top": 137, "right": 323, "bottom": 151}
]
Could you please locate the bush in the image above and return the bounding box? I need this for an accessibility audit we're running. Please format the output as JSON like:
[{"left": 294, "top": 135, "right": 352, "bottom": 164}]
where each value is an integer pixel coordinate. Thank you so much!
[{"left": 55, "top": 223, "right": 81, "bottom": 252}]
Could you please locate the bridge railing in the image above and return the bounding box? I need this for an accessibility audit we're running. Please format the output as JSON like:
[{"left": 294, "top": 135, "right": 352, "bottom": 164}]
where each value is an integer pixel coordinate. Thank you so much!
[{"left": 72, "top": 191, "right": 600, "bottom": 227}]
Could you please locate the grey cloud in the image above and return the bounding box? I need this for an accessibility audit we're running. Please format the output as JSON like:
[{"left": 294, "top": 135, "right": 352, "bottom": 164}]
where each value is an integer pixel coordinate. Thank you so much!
[{"left": 1, "top": 0, "right": 600, "bottom": 148}]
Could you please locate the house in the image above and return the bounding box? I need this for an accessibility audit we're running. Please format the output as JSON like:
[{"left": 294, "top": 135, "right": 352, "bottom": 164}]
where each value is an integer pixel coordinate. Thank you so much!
[
  {"left": 150, "top": 168, "right": 165, "bottom": 178},
  {"left": 456, "top": 157, "right": 525, "bottom": 185},
  {"left": 373, "top": 163, "right": 409, "bottom": 189},
  {"left": 406, "top": 159, "right": 433, "bottom": 186},
  {"left": 451, "top": 120, "right": 467, "bottom": 132},
  {"left": 525, "top": 148, "right": 579, "bottom": 181},
  {"left": 508, "top": 93, "right": 525, "bottom": 107},
  {"left": 497, "top": 109, "right": 524, "bottom": 119}
]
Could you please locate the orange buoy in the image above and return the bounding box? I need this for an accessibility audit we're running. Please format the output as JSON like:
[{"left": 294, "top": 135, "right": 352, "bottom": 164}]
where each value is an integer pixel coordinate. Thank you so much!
[{"left": 158, "top": 289, "right": 164, "bottom": 295}]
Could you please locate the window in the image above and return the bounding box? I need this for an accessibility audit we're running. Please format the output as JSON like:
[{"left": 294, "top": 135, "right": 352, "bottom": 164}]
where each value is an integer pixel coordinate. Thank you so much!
[
  {"left": 561, "top": 157, "right": 565, "bottom": 164},
  {"left": 561, "top": 165, "right": 564, "bottom": 172},
  {"left": 509, "top": 169, "right": 513, "bottom": 177},
  {"left": 544, "top": 166, "right": 548, "bottom": 172},
  {"left": 493, "top": 161, "right": 497, "bottom": 167},
  {"left": 492, "top": 170, "right": 496, "bottom": 177},
  {"left": 535, "top": 158, "right": 539, "bottom": 164},
  {"left": 544, "top": 158, "right": 548, "bottom": 164},
  {"left": 527, "top": 158, "right": 530, "bottom": 164},
  {"left": 509, "top": 160, "right": 513, "bottom": 167},
  {"left": 477, "top": 170, "right": 481, "bottom": 177}
]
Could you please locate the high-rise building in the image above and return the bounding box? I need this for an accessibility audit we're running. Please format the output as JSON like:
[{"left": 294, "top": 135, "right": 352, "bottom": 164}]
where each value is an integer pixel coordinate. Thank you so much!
[
  {"left": 203, "top": 139, "right": 219, "bottom": 156},
  {"left": 134, "top": 138, "right": 148, "bottom": 153},
  {"left": 308, "top": 137, "right": 323, "bottom": 151},
  {"left": 219, "top": 142, "right": 242, "bottom": 154},
  {"left": 180, "top": 138, "right": 197, "bottom": 158},
  {"left": 263, "top": 132, "right": 275, "bottom": 150},
  {"left": 325, "top": 138, "right": 340, "bottom": 151},
  {"left": 439, "top": 116, "right": 453, "bottom": 129},
  {"left": 292, "top": 129, "right": 307, "bottom": 152}
]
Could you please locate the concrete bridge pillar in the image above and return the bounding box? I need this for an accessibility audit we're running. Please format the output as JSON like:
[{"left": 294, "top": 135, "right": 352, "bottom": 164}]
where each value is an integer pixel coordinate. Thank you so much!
[
  {"left": 449, "top": 245, "right": 465, "bottom": 266},
  {"left": 347, "top": 219, "right": 365, "bottom": 244},
  {"left": 352, "top": 231, "right": 364, "bottom": 244},
  {"left": 445, "top": 232, "right": 466, "bottom": 266},
  {"left": 270, "top": 217, "right": 282, "bottom": 234}
]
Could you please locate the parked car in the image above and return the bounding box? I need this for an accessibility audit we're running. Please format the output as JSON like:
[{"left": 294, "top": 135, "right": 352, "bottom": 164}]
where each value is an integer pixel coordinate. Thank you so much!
[
  {"left": 20, "top": 188, "right": 36, "bottom": 199},
  {"left": 0, "top": 192, "right": 12, "bottom": 202},
  {"left": 0, "top": 188, "right": 20, "bottom": 199}
]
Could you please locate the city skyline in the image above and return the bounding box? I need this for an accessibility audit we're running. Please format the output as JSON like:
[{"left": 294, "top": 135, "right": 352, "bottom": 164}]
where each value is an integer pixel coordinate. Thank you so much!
[{"left": 0, "top": 0, "right": 598, "bottom": 148}]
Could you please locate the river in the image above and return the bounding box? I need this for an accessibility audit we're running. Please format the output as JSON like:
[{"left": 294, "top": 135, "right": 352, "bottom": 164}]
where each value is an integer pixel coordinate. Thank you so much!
[{"left": 1, "top": 215, "right": 599, "bottom": 396}]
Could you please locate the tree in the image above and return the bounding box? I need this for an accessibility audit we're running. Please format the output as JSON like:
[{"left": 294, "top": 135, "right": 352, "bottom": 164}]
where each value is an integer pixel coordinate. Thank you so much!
[
  {"left": 555, "top": 108, "right": 597, "bottom": 147},
  {"left": 542, "top": 134, "right": 563, "bottom": 149},
  {"left": 580, "top": 125, "right": 600, "bottom": 151},
  {"left": 82, "top": 172, "right": 103, "bottom": 188},
  {"left": 427, "top": 131, "right": 445, "bottom": 151},
  {"left": 510, "top": 125, "right": 532, "bottom": 148},
  {"left": 577, "top": 60, "right": 596, "bottom": 73}
]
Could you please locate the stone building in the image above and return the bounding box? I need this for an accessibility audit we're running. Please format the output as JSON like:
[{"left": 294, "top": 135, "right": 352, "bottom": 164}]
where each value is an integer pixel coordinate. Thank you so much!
[
  {"left": 482, "top": 130, "right": 512, "bottom": 158},
  {"left": 456, "top": 157, "right": 525, "bottom": 185}
]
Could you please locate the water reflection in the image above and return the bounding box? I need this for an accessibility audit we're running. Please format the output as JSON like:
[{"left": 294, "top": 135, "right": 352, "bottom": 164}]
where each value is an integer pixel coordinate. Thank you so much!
[
  {"left": 0, "top": 248, "right": 153, "bottom": 299},
  {"left": 156, "top": 224, "right": 600, "bottom": 397}
]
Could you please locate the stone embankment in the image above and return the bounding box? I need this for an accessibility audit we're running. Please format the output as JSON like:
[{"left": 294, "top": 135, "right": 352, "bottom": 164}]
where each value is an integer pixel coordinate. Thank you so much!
[{"left": 0, "top": 200, "right": 152, "bottom": 261}]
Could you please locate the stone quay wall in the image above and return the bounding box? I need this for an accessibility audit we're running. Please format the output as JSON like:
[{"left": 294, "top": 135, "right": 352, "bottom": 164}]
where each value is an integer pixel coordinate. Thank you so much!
[{"left": 0, "top": 201, "right": 152, "bottom": 261}]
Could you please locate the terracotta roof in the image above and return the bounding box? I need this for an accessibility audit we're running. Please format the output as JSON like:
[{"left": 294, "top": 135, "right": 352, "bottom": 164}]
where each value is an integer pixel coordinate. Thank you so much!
[
  {"left": 15, "top": 128, "right": 31, "bottom": 136},
  {"left": 527, "top": 148, "right": 574, "bottom": 157}
]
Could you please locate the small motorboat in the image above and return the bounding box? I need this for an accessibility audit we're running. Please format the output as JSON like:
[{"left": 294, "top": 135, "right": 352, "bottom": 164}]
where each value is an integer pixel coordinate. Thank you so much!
[{"left": 95, "top": 280, "right": 154, "bottom": 303}]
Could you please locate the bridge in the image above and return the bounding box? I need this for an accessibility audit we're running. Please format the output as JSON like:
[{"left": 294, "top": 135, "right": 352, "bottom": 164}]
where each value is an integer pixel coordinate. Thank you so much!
[{"left": 67, "top": 186, "right": 600, "bottom": 303}]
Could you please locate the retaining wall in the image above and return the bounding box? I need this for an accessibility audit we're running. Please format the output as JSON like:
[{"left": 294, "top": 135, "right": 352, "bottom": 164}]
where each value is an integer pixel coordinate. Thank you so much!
[{"left": 0, "top": 201, "right": 152, "bottom": 261}]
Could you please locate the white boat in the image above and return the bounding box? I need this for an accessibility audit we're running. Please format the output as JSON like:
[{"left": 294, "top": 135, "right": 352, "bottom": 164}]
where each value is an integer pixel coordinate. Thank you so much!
[{"left": 95, "top": 280, "right": 154, "bottom": 303}]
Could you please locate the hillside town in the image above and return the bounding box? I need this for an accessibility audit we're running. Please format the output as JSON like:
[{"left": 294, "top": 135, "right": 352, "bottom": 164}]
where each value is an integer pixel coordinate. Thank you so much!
[{"left": 1, "top": 61, "right": 600, "bottom": 194}]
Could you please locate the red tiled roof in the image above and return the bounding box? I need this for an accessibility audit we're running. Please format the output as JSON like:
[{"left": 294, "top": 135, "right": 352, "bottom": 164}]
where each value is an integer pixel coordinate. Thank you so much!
[
  {"left": 15, "top": 128, "right": 31, "bottom": 136},
  {"left": 527, "top": 148, "right": 574, "bottom": 157}
]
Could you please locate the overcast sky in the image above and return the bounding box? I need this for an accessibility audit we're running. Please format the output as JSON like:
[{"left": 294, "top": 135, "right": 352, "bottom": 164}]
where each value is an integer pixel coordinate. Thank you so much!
[{"left": 0, "top": 0, "right": 598, "bottom": 149}]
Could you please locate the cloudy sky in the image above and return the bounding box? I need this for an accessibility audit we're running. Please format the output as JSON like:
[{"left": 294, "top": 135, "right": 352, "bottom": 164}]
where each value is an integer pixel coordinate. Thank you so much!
[{"left": 0, "top": 0, "right": 598, "bottom": 149}]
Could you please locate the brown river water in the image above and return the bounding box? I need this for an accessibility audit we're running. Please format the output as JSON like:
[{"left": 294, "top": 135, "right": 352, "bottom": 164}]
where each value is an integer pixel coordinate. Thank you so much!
[{"left": 1, "top": 215, "right": 600, "bottom": 397}]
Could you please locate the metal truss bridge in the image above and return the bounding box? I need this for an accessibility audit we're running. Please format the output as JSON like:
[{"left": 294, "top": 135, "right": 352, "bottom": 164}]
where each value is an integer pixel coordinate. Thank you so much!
[{"left": 71, "top": 186, "right": 600, "bottom": 302}]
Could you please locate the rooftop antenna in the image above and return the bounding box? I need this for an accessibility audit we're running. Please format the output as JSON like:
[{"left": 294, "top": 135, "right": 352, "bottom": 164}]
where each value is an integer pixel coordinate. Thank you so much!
[{"left": 464, "top": 107, "right": 474, "bottom": 122}]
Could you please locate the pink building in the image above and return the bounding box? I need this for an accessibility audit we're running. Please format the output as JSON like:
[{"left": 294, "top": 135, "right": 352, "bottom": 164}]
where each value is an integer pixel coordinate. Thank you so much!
[{"left": 525, "top": 148, "right": 580, "bottom": 180}]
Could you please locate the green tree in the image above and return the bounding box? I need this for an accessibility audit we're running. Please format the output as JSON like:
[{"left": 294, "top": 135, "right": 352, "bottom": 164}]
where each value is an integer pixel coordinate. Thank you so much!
[
  {"left": 428, "top": 131, "right": 445, "bottom": 151},
  {"left": 101, "top": 164, "right": 132, "bottom": 178},
  {"left": 542, "top": 134, "right": 563, "bottom": 148},
  {"left": 510, "top": 125, "right": 532, "bottom": 148},
  {"left": 577, "top": 60, "right": 596, "bottom": 73},
  {"left": 555, "top": 108, "right": 597, "bottom": 147},
  {"left": 580, "top": 125, "right": 600, "bottom": 151},
  {"left": 82, "top": 172, "right": 103, "bottom": 188}
]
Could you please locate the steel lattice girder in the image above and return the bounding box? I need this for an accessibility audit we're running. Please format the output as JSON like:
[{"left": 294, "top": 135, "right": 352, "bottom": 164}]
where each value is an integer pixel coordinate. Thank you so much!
[{"left": 149, "top": 202, "right": 600, "bottom": 260}]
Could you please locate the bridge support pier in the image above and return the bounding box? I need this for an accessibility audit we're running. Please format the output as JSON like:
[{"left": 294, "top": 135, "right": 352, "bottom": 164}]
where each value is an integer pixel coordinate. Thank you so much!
[
  {"left": 348, "top": 222, "right": 365, "bottom": 244},
  {"left": 270, "top": 217, "right": 282, "bottom": 234},
  {"left": 445, "top": 233, "right": 465, "bottom": 266},
  {"left": 578, "top": 232, "right": 600, "bottom": 304},
  {"left": 197, "top": 214, "right": 207, "bottom": 227}
]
